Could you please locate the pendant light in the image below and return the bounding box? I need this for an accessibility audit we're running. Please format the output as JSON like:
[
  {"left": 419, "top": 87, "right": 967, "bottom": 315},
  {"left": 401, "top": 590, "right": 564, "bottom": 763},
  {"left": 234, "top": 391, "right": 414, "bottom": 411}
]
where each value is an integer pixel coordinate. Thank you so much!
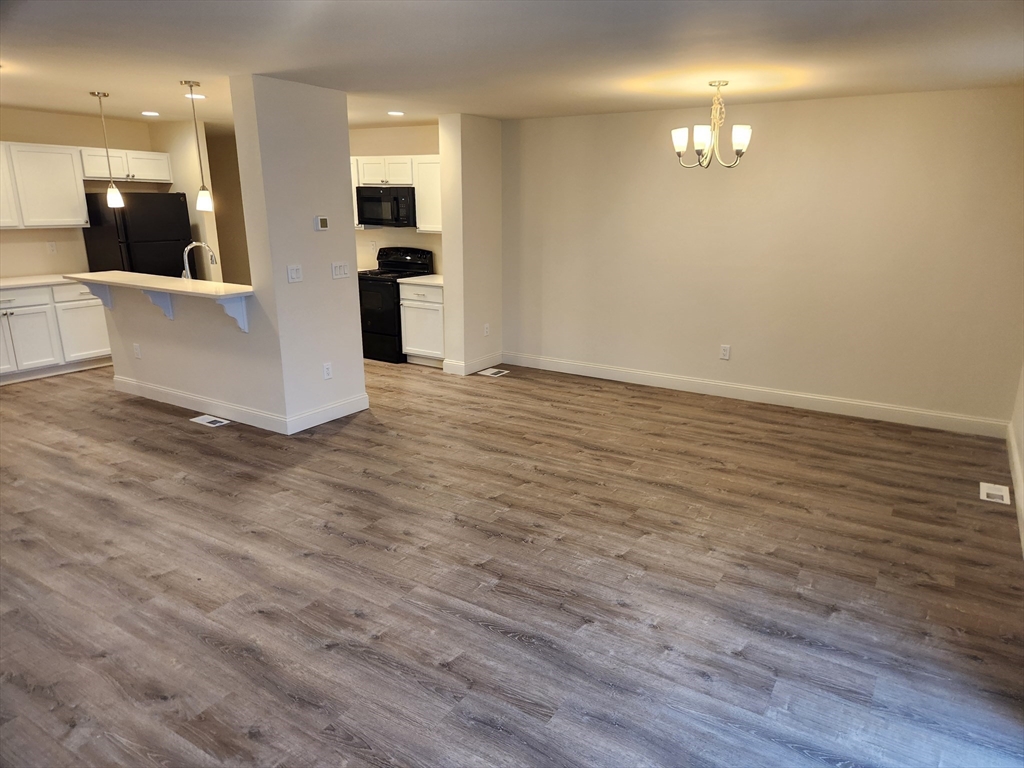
[
  {"left": 89, "top": 91, "right": 124, "bottom": 208},
  {"left": 671, "top": 81, "right": 751, "bottom": 169},
  {"left": 181, "top": 80, "right": 213, "bottom": 212}
]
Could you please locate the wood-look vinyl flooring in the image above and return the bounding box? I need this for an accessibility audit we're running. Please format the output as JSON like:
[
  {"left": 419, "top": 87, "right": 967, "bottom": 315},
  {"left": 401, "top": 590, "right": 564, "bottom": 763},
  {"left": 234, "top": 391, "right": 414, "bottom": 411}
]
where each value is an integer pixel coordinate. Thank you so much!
[{"left": 0, "top": 362, "right": 1021, "bottom": 768}]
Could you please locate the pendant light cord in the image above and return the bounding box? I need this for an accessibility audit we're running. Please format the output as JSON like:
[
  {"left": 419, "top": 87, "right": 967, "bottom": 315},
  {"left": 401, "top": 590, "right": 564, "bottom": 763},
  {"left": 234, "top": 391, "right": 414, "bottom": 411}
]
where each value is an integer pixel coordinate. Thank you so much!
[
  {"left": 188, "top": 84, "right": 207, "bottom": 188},
  {"left": 96, "top": 93, "right": 114, "bottom": 183}
]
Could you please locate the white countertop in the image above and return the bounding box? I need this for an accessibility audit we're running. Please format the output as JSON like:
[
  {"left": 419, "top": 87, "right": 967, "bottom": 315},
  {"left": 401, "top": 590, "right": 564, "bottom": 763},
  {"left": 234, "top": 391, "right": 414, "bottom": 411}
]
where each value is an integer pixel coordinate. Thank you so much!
[
  {"left": 397, "top": 274, "right": 443, "bottom": 287},
  {"left": 0, "top": 274, "right": 74, "bottom": 289},
  {"left": 64, "top": 271, "right": 254, "bottom": 298}
]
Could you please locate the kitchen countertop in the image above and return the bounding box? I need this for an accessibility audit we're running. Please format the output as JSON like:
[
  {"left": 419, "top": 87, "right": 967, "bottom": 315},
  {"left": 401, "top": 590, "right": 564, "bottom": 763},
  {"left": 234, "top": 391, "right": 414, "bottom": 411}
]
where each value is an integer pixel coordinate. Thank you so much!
[
  {"left": 397, "top": 274, "right": 443, "bottom": 287},
  {"left": 64, "top": 271, "right": 254, "bottom": 298},
  {"left": 0, "top": 274, "right": 75, "bottom": 289}
]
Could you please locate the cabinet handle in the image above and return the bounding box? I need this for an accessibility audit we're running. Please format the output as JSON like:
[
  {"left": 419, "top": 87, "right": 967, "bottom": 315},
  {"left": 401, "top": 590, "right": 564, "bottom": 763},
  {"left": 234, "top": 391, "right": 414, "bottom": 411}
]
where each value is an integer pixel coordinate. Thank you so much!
[
  {"left": 79, "top": 290, "right": 92, "bottom": 295},
  {"left": 0, "top": 299, "right": 14, "bottom": 303},
  {"left": 414, "top": 292, "right": 426, "bottom": 297}
]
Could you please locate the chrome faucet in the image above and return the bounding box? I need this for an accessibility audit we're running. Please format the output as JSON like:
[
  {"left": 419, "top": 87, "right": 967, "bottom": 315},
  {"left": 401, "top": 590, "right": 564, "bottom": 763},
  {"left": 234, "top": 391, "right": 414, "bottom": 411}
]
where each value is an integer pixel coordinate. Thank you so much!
[{"left": 182, "top": 241, "right": 217, "bottom": 279}]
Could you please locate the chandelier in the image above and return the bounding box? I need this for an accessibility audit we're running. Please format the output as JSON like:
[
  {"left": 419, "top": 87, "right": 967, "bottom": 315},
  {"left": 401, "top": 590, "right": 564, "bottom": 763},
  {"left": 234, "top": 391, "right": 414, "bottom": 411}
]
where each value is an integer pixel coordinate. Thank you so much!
[{"left": 671, "top": 81, "right": 751, "bottom": 169}]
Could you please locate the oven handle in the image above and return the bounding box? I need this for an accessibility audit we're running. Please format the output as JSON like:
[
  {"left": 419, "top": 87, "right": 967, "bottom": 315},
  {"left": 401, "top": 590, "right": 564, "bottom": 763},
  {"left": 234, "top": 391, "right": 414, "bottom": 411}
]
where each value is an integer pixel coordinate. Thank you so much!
[{"left": 391, "top": 197, "right": 399, "bottom": 223}]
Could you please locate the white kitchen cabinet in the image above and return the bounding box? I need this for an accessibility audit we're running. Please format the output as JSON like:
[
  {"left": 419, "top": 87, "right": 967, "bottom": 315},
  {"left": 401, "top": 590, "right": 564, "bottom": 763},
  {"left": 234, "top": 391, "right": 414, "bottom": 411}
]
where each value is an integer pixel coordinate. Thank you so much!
[
  {"left": 55, "top": 299, "right": 110, "bottom": 361},
  {"left": 0, "top": 317, "right": 15, "bottom": 374},
  {"left": 412, "top": 155, "right": 442, "bottom": 233},
  {"left": 81, "top": 147, "right": 130, "bottom": 180},
  {"left": 7, "top": 143, "right": 89, "bottom": 227},
  {"left": 350, "top": 157, "right": 362, "bottom": 229},
  {"left": 0, "top": 143, "right": 23, "bottom": 228},
  {"left": 82, "top": 148, "right": 172, "bottom": 183},
  {"left": 125, "top": 150, "right": 173, "bottom": 182},
  {"left": 0, "top": 280, "right": 112, "bottom": 380},
  {"left": 399, "top": 279, "right": 444, "bottom": 364},
  {"left": 357, "top": 155, "right": 413, "bottom": 185},
  {"left": 4, "top": 304, "right": 64, "bottom": 370}
]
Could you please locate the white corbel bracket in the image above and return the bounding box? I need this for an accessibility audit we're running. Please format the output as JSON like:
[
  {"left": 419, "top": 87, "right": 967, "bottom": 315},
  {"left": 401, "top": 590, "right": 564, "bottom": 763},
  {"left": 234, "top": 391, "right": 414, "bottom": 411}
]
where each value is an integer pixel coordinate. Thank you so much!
[
  {"left": 142, "top": 290, "right": 174, "bottom": 320},
  {"left": 80, "top": 282, "right": 113, "bottom": 309},
  {"left": 216, "top": 296, "right": 249, "bottom": 333}
]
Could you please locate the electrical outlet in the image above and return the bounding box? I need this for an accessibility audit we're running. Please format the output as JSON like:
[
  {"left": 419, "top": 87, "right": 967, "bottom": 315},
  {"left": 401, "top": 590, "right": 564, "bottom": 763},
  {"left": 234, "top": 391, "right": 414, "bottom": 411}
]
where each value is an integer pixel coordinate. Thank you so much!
[
  {"left": 331, "top": 262, "right": 350, "bottom": 279},
  {"left": 46, "top": 241, "right": 57, "bottom": 254},
  {"left": 133, "top": 343, "right": 142, "bottom": 359},
  {"left": 369, "top": 241, "right": 377, "bottom": 254},
  {"left": 720, "top": 344, "right": 731, "bottom": 360},
  {"left": 323, "top": 362, "right": 333, "bottom": 380},
  {"left": 484, "top": 323, "right": 490, "bottom": 337},
  {"left": 287, "top": 265, "right": 303, "bottom": 283}
]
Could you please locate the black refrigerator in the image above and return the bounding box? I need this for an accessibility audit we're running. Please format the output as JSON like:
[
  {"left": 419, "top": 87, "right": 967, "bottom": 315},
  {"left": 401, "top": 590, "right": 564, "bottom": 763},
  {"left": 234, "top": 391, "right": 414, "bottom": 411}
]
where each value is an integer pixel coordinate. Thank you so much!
[{"left": 82, "top": 192, "right": 197, "bottom": 278}]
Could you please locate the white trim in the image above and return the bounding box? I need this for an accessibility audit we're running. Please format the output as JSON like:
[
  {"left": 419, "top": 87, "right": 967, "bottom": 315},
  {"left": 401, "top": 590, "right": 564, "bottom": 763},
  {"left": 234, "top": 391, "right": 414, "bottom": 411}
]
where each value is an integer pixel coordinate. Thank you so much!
[
  {"left": 113, "top": 375, "right": 368, "bottom": 435},
  {"left": 502, "top": 351, "right": 1009, "bottom": 438},
  {"left": 1007, "top": 421, "right": 1024, "bottom": 558},
  {"left": 282, "top": 393, "right": 369, "bottom": 435},
  {"left": 0, "top": 357, "right": 111, "bottom": 386},
  {"left": 443, "top": 351, "right": 503, "bottom": 377}
]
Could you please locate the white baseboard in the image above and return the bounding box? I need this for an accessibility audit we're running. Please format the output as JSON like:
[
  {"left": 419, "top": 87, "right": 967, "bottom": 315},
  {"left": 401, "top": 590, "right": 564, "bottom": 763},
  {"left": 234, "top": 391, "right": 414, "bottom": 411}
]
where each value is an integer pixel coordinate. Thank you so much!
[
  {"left": 1008, "top": 422, "right": 1024, "bottom": 559},
  {"left": 282, "top": 393, "right": 369, "bottom": 435},
  {"left": 1, "top": 357, "right": 112, "bottom": 386},
  {"left": 502, "top": 351, "right": 1009, "bottom": 438},
  {"left": 443, "top": 351, "right": 504, "bottom": 376},
  {"left": 113, "top": 376, "right": 368, "bottom": 435}
]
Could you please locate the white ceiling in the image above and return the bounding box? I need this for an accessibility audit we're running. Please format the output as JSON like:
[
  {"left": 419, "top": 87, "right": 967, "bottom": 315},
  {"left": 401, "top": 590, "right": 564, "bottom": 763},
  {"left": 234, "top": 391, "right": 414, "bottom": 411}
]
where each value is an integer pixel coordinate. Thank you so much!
[{"left": 1, "top": 0, "right": 1022, "bottom": 129}]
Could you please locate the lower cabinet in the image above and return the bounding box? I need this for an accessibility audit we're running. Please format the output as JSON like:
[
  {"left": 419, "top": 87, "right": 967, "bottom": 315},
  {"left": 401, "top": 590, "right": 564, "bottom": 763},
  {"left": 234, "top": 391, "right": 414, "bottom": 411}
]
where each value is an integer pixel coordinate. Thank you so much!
[
  {"left": 2, "top": 305, "right": 64, "bottom": 371},
  {"left": 0, "top": 281, "right": 111, "bottom": 379},
  {"left": 399, "top": 281, "right": 444, "bottom": 363},
  {"left": 55, "top": 299, "right": 111, "bottom": 361}
]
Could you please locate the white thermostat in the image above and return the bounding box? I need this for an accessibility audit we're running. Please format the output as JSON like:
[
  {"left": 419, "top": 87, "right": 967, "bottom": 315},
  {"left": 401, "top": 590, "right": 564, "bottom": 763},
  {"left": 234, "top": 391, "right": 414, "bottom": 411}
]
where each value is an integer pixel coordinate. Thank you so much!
[{"left": 314, "top": 216, "right": 329, "bottom": 231}]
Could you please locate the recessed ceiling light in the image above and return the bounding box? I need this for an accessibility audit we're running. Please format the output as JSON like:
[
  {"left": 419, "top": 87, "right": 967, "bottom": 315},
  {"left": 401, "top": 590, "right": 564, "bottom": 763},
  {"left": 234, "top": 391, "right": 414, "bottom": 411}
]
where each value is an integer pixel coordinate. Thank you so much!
[
  {"left": 185, "top": 93, "right": 206, "bottom": 99},
  {"left": 388, "top": 111, "right": 404, "bottom": 116},
  {"left": 141, "top": 111, "right": 159, "bottom": 116}
]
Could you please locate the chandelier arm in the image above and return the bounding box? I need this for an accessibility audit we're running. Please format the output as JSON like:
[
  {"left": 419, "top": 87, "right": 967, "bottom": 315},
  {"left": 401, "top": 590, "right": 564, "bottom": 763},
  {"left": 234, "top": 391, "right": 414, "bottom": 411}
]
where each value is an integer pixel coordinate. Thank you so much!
[{"left": 677, "top": 155, "right": 703, "bottom": 169}]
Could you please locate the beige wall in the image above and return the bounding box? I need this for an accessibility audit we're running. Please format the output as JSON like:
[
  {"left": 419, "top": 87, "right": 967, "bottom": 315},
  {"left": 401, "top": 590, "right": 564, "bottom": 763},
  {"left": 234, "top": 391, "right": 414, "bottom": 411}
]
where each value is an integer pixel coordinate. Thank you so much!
[
  {"left": 0, "top": 105, "right": 153, "bottom": 149},
  {"left": 149, "top": 121, "right": 222, "bottom": 281},
  {"left": 502, "top": 86, "right": 1024, "bottom": 436},
  {"left": 349, "top": 124, "right": 438, "bottom": 156},
  {"left": 439, "top": 114, "right": 502, "bottom": 375},
  {"left": 206, "top": 130, "right": 251, "bottom": 285}
]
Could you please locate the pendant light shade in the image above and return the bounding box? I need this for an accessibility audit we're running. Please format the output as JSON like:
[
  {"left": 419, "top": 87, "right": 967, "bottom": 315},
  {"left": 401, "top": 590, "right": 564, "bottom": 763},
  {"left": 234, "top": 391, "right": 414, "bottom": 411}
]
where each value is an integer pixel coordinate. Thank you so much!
[
  {"left": 196, "top": 186, "right": 213, "bottom": 212},
  {"left": 90, "top": 91, "right": 124, "bottom": 208},
  {"left": 181, "top": 80, "right": 213, "bottom": 214}
]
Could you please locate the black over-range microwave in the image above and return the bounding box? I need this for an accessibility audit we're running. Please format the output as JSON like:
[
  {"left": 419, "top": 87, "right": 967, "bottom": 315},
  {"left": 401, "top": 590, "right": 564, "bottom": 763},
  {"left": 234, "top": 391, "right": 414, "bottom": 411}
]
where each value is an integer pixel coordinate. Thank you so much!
[{"left": 356, "top": 186, "right": 417, "bottom": 228}]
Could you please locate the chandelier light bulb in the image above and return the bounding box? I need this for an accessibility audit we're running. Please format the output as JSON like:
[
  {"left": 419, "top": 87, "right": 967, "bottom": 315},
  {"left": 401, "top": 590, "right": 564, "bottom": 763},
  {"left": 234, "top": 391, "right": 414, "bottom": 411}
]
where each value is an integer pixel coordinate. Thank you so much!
[
  {"left": 732, "top": 124, "right": 752, "bottom": 154},
  {"left": 196, "top": 186, "right": 214, "bottom": 212},
  {"left": 671, "top": 127, "right": 688, "bottom": 156},
  {"left": 692, "top": 125, "right": 712, "bottom": 153}
]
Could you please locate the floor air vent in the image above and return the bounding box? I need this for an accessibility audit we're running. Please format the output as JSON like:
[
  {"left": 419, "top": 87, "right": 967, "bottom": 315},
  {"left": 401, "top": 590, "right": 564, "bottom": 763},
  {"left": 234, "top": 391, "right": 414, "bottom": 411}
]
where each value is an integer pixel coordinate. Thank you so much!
[
  {"left": 477, "top": 368, "right": 509, "bottom": 377},
  {"left": 979, "top": 482, "right": 1011, "bottom": 505},
  {"left": 190, "top": 415, "right": 231, "bottom": 427}
]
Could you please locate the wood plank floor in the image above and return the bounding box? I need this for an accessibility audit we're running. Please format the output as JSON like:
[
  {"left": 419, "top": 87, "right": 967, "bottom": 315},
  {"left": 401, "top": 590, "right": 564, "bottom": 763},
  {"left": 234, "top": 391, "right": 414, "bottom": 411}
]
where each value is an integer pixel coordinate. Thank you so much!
[{"left": 1, "top": 362, "right": 1022, "bottom": 768}]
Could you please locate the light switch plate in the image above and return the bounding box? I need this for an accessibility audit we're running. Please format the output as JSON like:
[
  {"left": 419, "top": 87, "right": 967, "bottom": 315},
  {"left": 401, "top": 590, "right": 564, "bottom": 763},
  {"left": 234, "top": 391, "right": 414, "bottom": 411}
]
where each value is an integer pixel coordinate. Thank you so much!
[
  {"left": 331, "top": 262, "right": 350, "bottom": 279},
  {"left": 287, "top": 265, "right": 303, "bottom": 283}
]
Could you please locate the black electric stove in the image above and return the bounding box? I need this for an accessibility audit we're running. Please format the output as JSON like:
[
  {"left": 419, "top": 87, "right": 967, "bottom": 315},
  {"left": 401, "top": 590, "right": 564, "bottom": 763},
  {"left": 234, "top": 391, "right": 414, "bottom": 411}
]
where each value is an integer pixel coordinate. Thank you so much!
[{"left": 358, "top": 247, "right": 434, "bottom": 363}]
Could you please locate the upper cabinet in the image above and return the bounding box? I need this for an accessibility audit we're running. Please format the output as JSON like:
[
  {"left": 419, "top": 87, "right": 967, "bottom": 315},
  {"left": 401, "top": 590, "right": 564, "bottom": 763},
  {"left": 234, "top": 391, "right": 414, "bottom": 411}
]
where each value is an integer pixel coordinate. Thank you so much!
[
  {"left": 81, "top": 147, "right": 172, "bottom": 183},
  {"left": 6, "top": 143, "right": 89, "bottom": 228},
  {"left": 356, "top": 156, "right": 414, "bottom": 186},
  {"left": 0, "top": 144, "right": 22, "bottom": 229},
  {"left": 412, "top": 155, "right": 442, "bottom": 234}
]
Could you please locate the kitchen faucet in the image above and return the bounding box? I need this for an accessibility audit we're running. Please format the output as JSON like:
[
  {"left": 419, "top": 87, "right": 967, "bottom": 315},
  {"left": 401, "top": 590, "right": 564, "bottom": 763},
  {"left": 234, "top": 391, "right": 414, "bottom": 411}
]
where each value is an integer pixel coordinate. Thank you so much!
[{"left": 182, "top": 241, "right": 217, "bottom": 279}]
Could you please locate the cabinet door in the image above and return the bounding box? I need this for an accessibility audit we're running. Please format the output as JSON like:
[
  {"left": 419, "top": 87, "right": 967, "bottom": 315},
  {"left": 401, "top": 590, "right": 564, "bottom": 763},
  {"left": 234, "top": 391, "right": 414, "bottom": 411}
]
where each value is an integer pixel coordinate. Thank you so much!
[
  {"left": 126, "top": 151, "right": 173, "bottom": 182},
  {"left": 357, "top": 157, "right": 387, "bottom": 185},
  {"left": 383, "top": 156, "right": 413, "bottom": 185},
  {"left": 412, "top": 155, "right": 442, "bottom": 233},
  {"left": 350, "top": 157, "right": 362, "bottom": 229},
  {"left": 8, "top": 144, "right": 89, "bottom": 227},
  {"left": 54, "top": 299, "right": 110, "bottom": 361},
  {"left": 401, "top": 300, "right": 445, "bottom": 358},
  {"left": 6, "top": 304, "right": 64, "bottom": 370},
  {"left": 0, "top": 143, "right": 23, "bottom": 228},
  {"left": 0, "top": 316, "right": 15, "bottom": 374},
  {"left": 81, "top": 147, "right": 130, "bottom": 180}
]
